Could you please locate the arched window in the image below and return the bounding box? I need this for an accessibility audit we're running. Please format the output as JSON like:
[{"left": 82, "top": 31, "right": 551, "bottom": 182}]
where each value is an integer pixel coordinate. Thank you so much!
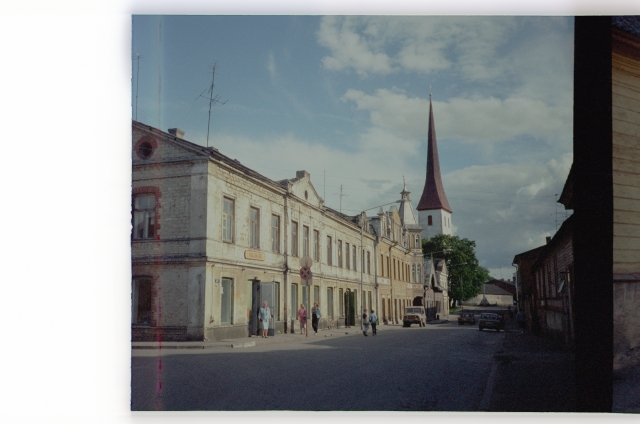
[{"left": 428, "top": 215, "right": 432, "bottom": 226}]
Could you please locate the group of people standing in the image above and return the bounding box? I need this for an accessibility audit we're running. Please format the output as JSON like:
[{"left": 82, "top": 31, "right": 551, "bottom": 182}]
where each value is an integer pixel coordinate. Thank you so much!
[
  {"left": 362, "top": 309, "right": 378, "bottom": 336},
  {"left": 263, "top": 301, "right": 381, "bottom": 337},
  {"left": 297, "top": 302, "right": 322, "bottom": 335}
]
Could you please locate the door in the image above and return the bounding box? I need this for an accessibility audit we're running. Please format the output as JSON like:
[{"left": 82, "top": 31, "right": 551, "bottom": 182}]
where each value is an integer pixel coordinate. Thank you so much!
[{"left": 345, "top": 291, "right": 356, "bottom": 326}]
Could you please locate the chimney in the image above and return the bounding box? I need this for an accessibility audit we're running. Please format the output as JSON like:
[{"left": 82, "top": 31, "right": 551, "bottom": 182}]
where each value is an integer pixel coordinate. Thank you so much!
[
  {"left": 296, "top": 170, "right": 310, "bottom": 180},
  {"left": 168, "top": 128, "right": 185, "bottom": 139},
  {"left": 546, "top": 236, "right": 552, "bottom": 244}
]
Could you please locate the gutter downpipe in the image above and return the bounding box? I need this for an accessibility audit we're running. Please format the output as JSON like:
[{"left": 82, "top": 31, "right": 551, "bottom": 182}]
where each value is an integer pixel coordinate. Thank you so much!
[
  {"left": 284, "top": 193, "right": 289, "bottom": 333},
  {"left": 360, "top": 215, "right": 364, "bottom": 331}
]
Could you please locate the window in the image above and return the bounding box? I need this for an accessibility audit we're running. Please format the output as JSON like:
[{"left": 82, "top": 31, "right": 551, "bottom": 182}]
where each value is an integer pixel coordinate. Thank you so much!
[
  {"left": 250, "top": 207, "right": 260, "bottom": 249},
  {"left": 412, "top": 265, "right": 416, "bottom": 283},
  {"left": 339, "top": 288, "right": 344, "bottom": 317},
  {"left": 303, "top": 225, "right": 309, "bottom": 258},
  {"left": 417, "top": 265, "right": 421, "bottom": 284},
  {"left": 133, "top": 195, "right": 155, "bottom": 239},
  {"left": 291, "top": 283, "right": 298, "bottom": 317},
  {"left": 221, "top": 278, "right": 234, "bottom": 324},
  {"left": 327, "top": 288, "right": 334, "bottom": 318},
  {"left": 345, "top": 243, "right": 350, "bottom": 269},
  {"left": 415, "top": 235, "right": 420, "bottom": 248},
  {"left": 368, "top": 291, "right": 372, "bottom": 311},
  {"left": 367, "top": 251, "right": 371, "bottom": 274},
  {"left": 338, "top": 240, "right": 343, "bottom": 267},
  {"left": 222, "top": 198, "right": 234, "bottom": 242},
  {"left": 291, "top": 221, "right": 298, "bottom": 257},
  {"left": 381, "top": 253, "right": 384, "bottom": 276},
  {"left": 352, "top": 245, "right": 357, "bottom": 271},
  {"left": 271, "top": 215, "right": 280, "bottom": 253},
  {"left": 313, "top": 230, "right": 319, "bottom": 262},
  {"left": 133, "top": 278, "right": 152, "bottom": 324},
  {"left": 428, "top": 215, "right": 433, "bottom": 226},
  {"left": 314, "top": 285, "right": 319, "bottom": 305},
  {"left": 326, "top": 235, "right": 332, "bottom": 266},
  {"left": 387, "top": 257, "right": 390, "bottom": 278}
]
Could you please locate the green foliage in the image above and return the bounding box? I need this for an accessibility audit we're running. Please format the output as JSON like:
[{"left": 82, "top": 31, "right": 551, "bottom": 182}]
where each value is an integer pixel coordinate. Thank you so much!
[{"left": 422, "top": 234, "right": 489, "bottom": 305}]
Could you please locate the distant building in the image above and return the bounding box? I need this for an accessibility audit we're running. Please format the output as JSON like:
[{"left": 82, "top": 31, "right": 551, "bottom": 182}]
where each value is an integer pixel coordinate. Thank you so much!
[
  {"left": 512, "top": 245, "right": 547, "bottom": 332},
  {"left": 369, "top": 181, "right": 424, "bottom": 324},
  {"left": 417, "top": 96, "right": 453, "bottom": 240},
  {"left": 464, "top": 283, "right": 514, "bottom": 307},
  {"left": 423, "top": 258, "right": 450, "bottom": 319},
  {"left": 487, "top": 279, "right": 517, "bottom": 301}
]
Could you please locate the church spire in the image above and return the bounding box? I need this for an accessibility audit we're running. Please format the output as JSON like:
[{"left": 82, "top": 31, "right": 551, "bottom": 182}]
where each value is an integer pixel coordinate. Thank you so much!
[{"left": 417, "top": 97, "right": 452, "bottom": 213}]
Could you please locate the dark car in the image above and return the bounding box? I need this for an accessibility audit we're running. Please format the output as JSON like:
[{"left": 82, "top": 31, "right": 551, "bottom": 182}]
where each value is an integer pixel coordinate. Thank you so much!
[
  {"left": 458, "top": 312, "right": 476, "bottom": 325},
  {"left": 478, "top": 313, "right": 505, "bottom": 332}
]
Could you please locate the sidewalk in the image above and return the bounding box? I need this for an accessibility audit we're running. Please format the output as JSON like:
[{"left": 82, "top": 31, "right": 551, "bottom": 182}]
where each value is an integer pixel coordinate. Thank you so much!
[
  {"left": 488, "top": 318, "right": 576, "bottom": 412},
  {"left": 132, "top": 318, "right": 455, "bottom": 352}
]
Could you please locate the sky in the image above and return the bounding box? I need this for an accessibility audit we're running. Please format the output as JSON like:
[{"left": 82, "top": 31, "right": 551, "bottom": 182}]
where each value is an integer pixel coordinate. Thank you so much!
[{"left": 133, "top": 15, "right": 575, "bottom": 279}]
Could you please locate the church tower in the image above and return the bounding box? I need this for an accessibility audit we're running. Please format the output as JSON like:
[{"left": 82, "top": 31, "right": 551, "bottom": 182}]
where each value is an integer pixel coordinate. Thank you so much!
[{"left": 417, "top": 95, "right": 453, "bottom": 240}]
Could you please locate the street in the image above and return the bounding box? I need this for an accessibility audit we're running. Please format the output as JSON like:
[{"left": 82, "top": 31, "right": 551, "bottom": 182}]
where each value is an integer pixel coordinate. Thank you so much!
[{"left": 131, "top": 320, "right": 507, "bottom": 411}]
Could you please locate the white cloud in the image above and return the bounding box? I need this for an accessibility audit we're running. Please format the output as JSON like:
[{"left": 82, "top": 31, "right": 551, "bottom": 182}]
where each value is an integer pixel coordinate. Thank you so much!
[
  {"left": 342, "top": 88, "right": 572, "bottom": 145},
  {"left": 317, "top": 16, "right": 525, "bottom": 80},
  {"left": 318, "top": 16, "right": 395, "bottom": 76},
  {"left": 442, "top": 153, "right": 572, "bottom": 272}
]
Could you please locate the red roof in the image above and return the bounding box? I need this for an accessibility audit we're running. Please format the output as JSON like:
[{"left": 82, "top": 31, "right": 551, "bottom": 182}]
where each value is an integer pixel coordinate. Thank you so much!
[{"left": 417, "top": 100, "right": 452, "bottom": 213}]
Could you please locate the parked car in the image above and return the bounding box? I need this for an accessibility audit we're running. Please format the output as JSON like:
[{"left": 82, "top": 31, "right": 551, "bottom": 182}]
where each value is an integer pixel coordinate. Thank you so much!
[
  {"left": 402, "top": 306, "right": 427, "bottom": 327},
  {"left": 478, "top": 313, "right": 505, "bottom": 332},
  {"left": 458, "top": 312, "right": 476, "bottom": 325}
]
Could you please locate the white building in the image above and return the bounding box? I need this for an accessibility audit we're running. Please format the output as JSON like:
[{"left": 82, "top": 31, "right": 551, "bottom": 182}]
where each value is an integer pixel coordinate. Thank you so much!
[{"left": 132, "top": 121, "right": 379, "bottom": 341}]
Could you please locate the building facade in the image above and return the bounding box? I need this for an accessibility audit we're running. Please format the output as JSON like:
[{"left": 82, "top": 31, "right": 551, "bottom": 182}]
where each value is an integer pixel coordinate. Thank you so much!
[
  {"left": 132, "top": 121, "right": 381, "bottom": 341},
  {"left": 132, "top": 120, "right": 429, "bottom": 341},
  {"left": 612, "top": 17, "right": 640, "bottom": 371}
]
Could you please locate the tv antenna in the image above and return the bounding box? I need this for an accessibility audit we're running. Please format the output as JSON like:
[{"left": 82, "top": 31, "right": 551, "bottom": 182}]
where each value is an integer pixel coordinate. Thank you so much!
[
  {"left": 334, "top": 184, "right": 349, "bottom": 213},
  {"left": 196, "top": 62, "right": 227, "bottom": 147}
]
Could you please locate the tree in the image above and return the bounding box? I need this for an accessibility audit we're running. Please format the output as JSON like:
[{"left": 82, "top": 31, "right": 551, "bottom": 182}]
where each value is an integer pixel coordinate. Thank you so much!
[{"left": 422, "top": 234, "right": 490, "bottom": 308}]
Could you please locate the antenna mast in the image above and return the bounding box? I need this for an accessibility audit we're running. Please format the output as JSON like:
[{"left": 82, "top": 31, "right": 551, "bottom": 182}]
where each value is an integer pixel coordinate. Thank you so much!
[
  {"left": 335, "top": 184, "right": 349, "bottom": 213},
  {"left": 197, "top": 62, "right": 227, "bottom": 147}
]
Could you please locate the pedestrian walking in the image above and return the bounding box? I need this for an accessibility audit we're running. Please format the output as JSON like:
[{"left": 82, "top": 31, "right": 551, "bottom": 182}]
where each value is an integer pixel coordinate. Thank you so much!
[
  {"left": 362, "top": 309, "right": 369, "bottom": 336},
  {"left": 311, "top": 302, "right": 322, "bottom": 335},
  {"left": 259, "top": 301, "right": 271, "bottom": 338},
  {"left": 516, "top": 310, "right": 526, "bottom": 333},
  {"left": 298, "top": 304, "right": 307, "bottom": 336},
  {"left": 369, "top": 309, "right": 378, "bottom": 336}
]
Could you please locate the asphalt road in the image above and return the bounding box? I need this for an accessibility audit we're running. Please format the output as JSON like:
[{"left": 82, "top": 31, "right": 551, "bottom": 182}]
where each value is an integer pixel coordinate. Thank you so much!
[{"left": 131, "top": 322, "right": 506, "bottom": 411}]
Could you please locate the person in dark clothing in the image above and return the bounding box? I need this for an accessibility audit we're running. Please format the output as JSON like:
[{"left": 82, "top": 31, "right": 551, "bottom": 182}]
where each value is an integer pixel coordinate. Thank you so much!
[
  {"left": 369, "top": 309, "right": 378, "bottom": 336},
  {"left": 516, "top": 310, "right": 526, "bottom": 333},
  {"left": 362, "top": 309, "right": 369, "bottom": 336},
  {"left": 311, "top": 302, "right": 321, "bottom": 335}
]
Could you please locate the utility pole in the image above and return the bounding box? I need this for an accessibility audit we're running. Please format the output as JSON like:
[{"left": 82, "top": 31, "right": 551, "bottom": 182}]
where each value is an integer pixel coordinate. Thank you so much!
[{"left": 196, "top": 62, "right": 227, "bottom": 148}]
